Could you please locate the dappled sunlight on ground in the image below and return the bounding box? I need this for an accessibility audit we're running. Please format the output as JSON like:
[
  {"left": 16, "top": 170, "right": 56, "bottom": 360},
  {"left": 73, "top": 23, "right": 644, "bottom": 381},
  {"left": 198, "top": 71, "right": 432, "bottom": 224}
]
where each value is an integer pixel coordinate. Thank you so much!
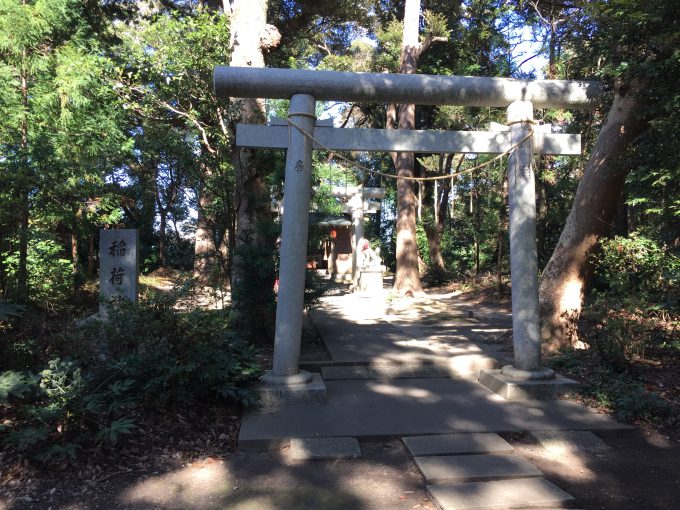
[
  {"left": 120, "top": 458, "right": 232, "bottom": 508},
  {"left": 369, "top": 382, "right": 442, "bottom": 403}
]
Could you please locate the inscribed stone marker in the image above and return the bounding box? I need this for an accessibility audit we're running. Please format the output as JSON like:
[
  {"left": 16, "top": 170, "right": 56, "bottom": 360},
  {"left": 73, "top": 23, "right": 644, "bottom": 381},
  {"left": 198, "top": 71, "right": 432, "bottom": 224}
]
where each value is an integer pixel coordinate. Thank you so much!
[{"left": 99, "top": 229, "right": 139, "bottom": 318}]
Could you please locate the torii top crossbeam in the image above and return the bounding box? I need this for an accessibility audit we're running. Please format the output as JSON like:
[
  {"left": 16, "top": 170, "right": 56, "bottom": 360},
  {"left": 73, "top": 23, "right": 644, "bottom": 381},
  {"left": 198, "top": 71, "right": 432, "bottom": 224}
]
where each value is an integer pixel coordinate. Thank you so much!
[{"left": 214, "top": 67, "right": 602, "bottom": 109}]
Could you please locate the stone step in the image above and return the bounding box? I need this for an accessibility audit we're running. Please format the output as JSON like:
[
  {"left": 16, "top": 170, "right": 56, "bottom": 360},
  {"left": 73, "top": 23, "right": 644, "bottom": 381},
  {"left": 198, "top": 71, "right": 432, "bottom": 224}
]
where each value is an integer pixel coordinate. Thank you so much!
[
  {"left": 288, "top": 437, "right": 361, "bottom": 461},
  {"left": 416, "top": 454, "right": 542, "bottom": 484},
  {"left": 447, "top": 354, "right": 499, "bottom": 376},
  {"left": 427, "top": 478, "right": 575, "bottom": 510},
  {"left": 403, "top": 433, "right": 514, "bottom": 457}
]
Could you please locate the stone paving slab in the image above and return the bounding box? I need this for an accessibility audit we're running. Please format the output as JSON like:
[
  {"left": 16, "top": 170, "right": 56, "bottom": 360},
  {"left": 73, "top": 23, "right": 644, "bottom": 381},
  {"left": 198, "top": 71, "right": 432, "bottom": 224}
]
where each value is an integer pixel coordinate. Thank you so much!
[
  {"left": 239, "top": 378, "right": 631, "bottom": 449},
  {"left": 412, "top": 364, "right": 458, "bottom": 378},
  {"left": 310, "top": 307, "right": 432, "bottom": 364},
  {"left": 310, "top": 300, "right": 510, "bottom": 366},
  {"left": 369, "top": 364, "right": 418, "bottom": 379},
  {"left": 322, "top": 363, "right": 464, "bottom": 381},
  {"left": 415, "top": 454, "right": 542, "bottom": 483},
  {"left": 288, "top": 437, "right": 361, "bottom": 461},
  {"left": 531, "top": 430, "right": 611, "bottom": 455},
  {"left": 427, "top": 477, "right": 575, "bottom": 510},
  {"left": 322, "top": 366, "right": 371, "bottom": 380},
  {"left": 403, "top": 433, "right": 513, "bottom": 457}
]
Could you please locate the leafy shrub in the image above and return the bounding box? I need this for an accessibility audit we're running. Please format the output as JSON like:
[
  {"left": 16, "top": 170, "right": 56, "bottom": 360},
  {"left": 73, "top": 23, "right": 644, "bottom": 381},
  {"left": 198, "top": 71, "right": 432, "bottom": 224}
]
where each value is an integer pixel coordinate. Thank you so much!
[
  {"left": 593, "top": 233, "right": 679, "bottom": 306},
  {"left": 421, "top": 265, "right": 454, "bottom": 287},
  {"left": 1, "top": 358, "right": 137, "bottom": 462},
  {"left": 581, "top": 233, "right": 680, "bottom": 368},
  {"left": 2, "top": 234, "right": 73, "bottom": 311},
  {"left": 0, "top": 300, "right": 25, "bottom": 322},
  {"left": 1, "top": 290, "right": 261, "bottom": 463},
  {"left": 102, "top": 290, "right": 262, "bottom": 407},
  {"left": 583, "top": 306, "right": 652, "bottom": 370},
  {"left": 581, "top": 373, "right": 670, "bottom": 422},
  {"left": 303, "top": 269, "right": 333, "bottom": 309},
  {"left": 230, "top": 237, "right": 277, "bottom": 342},
  {"left": 549, "top": 350, "right": 671, "bottom": 425}
]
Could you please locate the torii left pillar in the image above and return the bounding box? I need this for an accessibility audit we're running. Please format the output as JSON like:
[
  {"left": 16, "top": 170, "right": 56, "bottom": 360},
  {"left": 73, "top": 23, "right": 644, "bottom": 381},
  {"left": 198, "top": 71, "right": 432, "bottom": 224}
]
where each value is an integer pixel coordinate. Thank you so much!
[{"left": 259, "top": 94, "right": 328, "bottom": 405}]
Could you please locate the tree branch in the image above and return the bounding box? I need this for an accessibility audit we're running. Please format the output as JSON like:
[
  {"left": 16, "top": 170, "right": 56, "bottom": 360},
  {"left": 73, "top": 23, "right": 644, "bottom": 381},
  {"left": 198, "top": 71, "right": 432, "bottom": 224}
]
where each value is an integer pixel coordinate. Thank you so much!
[{"left": 126, "top": 84, "right": 217, "bottom": 154}]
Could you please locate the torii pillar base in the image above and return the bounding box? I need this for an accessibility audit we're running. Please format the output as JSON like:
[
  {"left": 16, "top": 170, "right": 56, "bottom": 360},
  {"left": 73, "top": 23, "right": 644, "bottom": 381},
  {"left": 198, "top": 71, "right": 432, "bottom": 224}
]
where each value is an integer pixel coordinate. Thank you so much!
[
  {"left": 479, "top": 367, "right": 578, "bottom": 401},
  {"left": 255, "top": 370, "right": 328, "bottom": 408}
]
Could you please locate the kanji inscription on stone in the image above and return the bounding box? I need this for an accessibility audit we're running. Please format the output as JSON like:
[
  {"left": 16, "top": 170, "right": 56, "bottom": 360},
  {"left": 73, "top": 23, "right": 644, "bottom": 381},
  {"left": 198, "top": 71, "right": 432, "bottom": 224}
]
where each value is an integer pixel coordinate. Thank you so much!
[{"left": 99, "top": 229, "right": 138, "bottom": 318}]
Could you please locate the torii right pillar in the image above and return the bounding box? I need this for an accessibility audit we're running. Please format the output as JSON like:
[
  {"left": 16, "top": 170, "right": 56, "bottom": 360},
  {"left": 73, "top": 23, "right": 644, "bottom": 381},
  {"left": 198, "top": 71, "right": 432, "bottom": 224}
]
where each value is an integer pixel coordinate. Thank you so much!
[{"left": 479, "top": 100, "right": 578, "bottom": 399}]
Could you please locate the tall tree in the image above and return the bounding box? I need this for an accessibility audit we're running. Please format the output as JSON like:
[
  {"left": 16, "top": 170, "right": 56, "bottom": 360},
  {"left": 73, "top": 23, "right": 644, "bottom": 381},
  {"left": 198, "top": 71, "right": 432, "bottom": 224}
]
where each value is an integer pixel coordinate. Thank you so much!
[
  {"left": 388, "top": 1, "right": 447, "bottom": 296},
  {"left": 227, "top": 0, "right": 281, "bottom": 341},
  {"left": 116, "top": 6, "right": 233, "bottom": 283},
  {"left": 539, "top": 80, "right": 648, "bottom": 348},
  {"left": 538, "top": 0, "right": 680, "bottom": 349},
  {"left": 0, "top": 0, "right": 129, "bottom": 304}
]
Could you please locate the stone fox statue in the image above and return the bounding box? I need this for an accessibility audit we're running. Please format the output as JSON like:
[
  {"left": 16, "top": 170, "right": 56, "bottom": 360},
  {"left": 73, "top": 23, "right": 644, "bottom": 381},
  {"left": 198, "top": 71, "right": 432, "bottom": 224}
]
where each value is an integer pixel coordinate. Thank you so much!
[{"left": 358, "top": 238, "right": 382, "bottom": 269}]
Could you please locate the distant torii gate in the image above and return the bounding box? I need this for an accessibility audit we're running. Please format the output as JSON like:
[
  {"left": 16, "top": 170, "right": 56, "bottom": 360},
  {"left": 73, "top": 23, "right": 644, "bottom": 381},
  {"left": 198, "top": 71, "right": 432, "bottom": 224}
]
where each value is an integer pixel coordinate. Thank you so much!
[{"left": 214, "top": 67, "right": 602, "bottom": 400}]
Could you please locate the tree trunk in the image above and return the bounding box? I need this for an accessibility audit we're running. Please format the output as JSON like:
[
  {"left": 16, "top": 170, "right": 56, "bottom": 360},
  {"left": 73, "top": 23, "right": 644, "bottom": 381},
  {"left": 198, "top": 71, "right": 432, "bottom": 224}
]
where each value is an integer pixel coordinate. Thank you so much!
[
  {"left": 539, "top": 82, "right": 648, "bottom": 350},
  {"left": 497, "top": 171, "right": 508, "bottom": 294},
  {"left": 424, "top": 154, "right": 453, "bottom": 271},
  {"left": 16, "top": 54, "right": 30, "bottom": 304},
  {"left": 392, "top": 0, "right": 424, "bottom": 297},
  {"left": 158, "top": 208, "right": 167, "bottom": 268},
  {"left": 193, "top": 164, "right": 225, "bottom": 286},
  {"left": 71, "top": 207, "right": 82, "bottom": 299},
  {"left": 88, "top": 234, "right": 95, "bottom": 278},
  {"left": 227, "top": 0, "right": 281, "bottom": 341}
]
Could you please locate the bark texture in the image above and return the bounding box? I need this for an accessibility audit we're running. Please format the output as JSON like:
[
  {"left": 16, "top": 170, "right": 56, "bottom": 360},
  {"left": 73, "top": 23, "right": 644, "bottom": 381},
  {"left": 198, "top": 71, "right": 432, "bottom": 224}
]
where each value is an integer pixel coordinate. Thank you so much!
[
  {"left": 423, "top": 154, "right": 454, "bottom": 271},
  {"left": 16, "top": 56, "right": 29, "bottom": 303},
  {"left": 539, "top": 82, "right": 648, "bottom": 350},
  {"left": 193, "top": 171, "right": 219, "bottom": 284},
  {"left": 390, "top": 0, "right": 445, "bottom": 296},
  {"left": 228, "top": 0, "right": 281, "bottom": 341}
]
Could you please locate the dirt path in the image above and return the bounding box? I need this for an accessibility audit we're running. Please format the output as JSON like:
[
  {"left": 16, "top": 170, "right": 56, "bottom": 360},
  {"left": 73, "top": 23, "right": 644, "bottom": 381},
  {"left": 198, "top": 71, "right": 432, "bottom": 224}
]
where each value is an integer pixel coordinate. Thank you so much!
[{"left": 2, "top": 429, "right": 678, "bottom": 509}]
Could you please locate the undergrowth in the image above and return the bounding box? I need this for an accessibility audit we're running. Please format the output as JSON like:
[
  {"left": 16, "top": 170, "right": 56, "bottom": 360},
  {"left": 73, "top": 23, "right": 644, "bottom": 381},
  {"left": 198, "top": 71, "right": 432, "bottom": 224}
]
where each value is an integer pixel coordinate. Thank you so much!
[{"left": 0, "top": 287, "right": 261, "bottom": 464}]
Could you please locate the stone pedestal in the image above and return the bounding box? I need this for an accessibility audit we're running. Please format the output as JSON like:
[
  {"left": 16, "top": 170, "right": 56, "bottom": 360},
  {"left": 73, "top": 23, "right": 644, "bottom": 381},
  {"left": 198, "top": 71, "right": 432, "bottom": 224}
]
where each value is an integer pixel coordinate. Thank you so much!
[
  {"left": 479, "top": 369, "right": 579, "bottom": 400},
  {"left": 256, "top": 370, "right": 327, "bottom": 408},
  {"left": 357, "top": 266, "right": 385, "bottom": 294}
]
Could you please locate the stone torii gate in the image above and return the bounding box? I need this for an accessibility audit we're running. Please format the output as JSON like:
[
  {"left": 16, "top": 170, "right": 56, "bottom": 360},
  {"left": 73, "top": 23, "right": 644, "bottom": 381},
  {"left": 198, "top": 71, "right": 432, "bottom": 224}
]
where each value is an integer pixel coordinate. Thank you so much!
[{"left": 214, "top": 67, "right": 602, "bottom": 402}]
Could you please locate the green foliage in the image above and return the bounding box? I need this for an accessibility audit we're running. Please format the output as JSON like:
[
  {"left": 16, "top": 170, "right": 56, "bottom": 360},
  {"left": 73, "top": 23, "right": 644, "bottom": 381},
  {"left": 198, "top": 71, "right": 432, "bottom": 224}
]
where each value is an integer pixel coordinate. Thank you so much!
[
  {"left": 0, "top": 0, "right": 131, "bottom": 305},
  {"left": 230, "top": 218, "right": 278, "bottom": 343},
  {"left": 1, "top": 289, "right": 261, "bottom": 462},
  {"left": 102, "top": 291, "right": 261, "bottom": 407},
  {"left": 2, "top": 233, "right": 73, "bottom": 310},
  {"left": 584, "top": 307, "right": 652, "bottom": 370},
  {"left": 582, "top": 373, "right": 670, "bottom": 423},
  {"left": 550, "top": 350, "right": 672, "bottom": 424},
  {"left": 0, "top": 370, "right": 37, "bottom": 403},
  {"left": 415, "top": 223, "right": 430, "bottom": 267},
  {"left": 422, "top": 10, "right": 451, "bottom": 41},
  {"left": 0, "top": 357, "right": 129, "bottom": 462},
  {"left": 593, "top": 233, "right": 679, "bottom": 305},
  {"left": 582, "top": 233, "right": 679, "bottom": 369},
  {"left": 303, "top": 269, "right": 333, "bottom": 310},
  {"left": 421, "top": 265, "right": 454, "bottom": 287}
]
